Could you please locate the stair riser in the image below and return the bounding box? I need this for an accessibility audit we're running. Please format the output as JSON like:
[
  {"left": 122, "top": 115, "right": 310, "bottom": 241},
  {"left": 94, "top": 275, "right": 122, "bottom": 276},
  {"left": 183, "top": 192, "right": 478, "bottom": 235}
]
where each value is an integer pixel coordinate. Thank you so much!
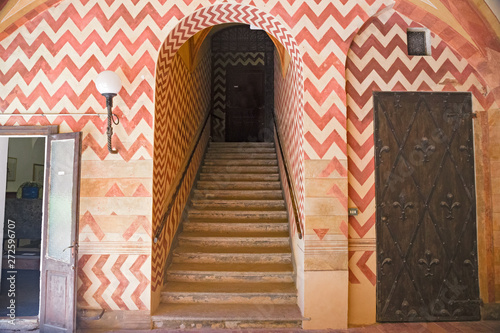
[
  {"left": 188, "top": 219, "right": 288, "bottom": 224},
  {"left": 207, "top": 148, "right": 276, "bottom": 154},
  {"left": 188, "top": 211, "right": 287, "bottom": 220},
  {"left": 188, "top": 210, "right": 287, "bottom": 223},
  {"left": 203, "top": 160, "right": 278, "bottom": 166},
  {"left": 201, "top": 167, "right": 279, "bottom": 174},
  {"left": 193, "top": 191, "right": 283, "bottom": 200},
  {"left": 197, "top": 183, "right": 281, "bottom": 191},
  {"left": 179, "top": 238, "right": 289, "bottom": 248},
  {"left": 183, "top": 223, "right": 288, "bottom": 233},
  {"left": 161, "top": 293, "right": 297, "bottom": 305},
  {"left": 199, "top": 174, "right": 279, "bottom": 182},
  {"left": 172, "top": 254, "right": 292, "bottom": 265},
  {"left": 191, "top": 201, "right": 286, "bottom": 211},
  {"left": 153, "top": 319, "right": 301, "bottom": 330},
  {"left": 205, "top": 154, "right": 277, "bottom": 160},
  {"left": 184, "top": 222, "right": 288, "bottom": 232},
  {"left": 166, "top": 273, "right": 294, "bottom": 283},
  {"left": 209, "top": 142, "right": 275, "bottom": 148}
]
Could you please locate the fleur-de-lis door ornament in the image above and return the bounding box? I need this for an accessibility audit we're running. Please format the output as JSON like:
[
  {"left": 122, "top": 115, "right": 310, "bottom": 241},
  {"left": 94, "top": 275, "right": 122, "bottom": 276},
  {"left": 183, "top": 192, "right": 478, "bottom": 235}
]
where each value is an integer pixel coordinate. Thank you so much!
[
  {"left": 440, "top": 193, "right": 461, "bottom": 220},
  {"left": 414, "top": 137, "right": 435, "bottom": 163},
  {"left": 418, "top": 250, "right": 440, "bottom": 277},
  {"left": 393, "top": 194, "right": 414, "bottom": 222}
]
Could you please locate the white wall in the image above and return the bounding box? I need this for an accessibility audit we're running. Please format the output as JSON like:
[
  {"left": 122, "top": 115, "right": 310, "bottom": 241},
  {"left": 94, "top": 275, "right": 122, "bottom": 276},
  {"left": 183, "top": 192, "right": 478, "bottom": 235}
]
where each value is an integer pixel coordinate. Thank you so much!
[{"left": 7, "top": 138, "right": 45, "bottom": 192}]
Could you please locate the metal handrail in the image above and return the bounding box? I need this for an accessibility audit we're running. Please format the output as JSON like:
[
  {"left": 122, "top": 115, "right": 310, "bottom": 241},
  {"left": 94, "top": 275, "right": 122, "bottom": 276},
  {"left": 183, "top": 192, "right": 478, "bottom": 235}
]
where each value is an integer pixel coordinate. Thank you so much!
[
  {"left": 153, "top": 111, "right": 211, "bottom": 244},
  {"left": 272, "top": 112, "right": 304, "bottom": 239}
]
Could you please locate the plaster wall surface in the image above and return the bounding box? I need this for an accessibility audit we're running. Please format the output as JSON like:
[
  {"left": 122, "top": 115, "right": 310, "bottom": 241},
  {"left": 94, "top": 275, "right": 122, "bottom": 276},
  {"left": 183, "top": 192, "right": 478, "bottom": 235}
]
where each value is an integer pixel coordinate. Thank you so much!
[{"left": 0, "top": 0, "right": 498, "bottom": 329}]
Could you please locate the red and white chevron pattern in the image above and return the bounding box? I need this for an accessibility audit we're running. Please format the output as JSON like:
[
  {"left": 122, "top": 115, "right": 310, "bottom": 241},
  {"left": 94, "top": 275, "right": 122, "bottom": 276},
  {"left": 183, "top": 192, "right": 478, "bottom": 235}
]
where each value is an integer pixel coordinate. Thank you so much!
[
  {"left": 348, "top": 250, "right": 376, "bottom": 286},
  {"left": 152, "top": 47, "right": 211, "bottom": 292},
  {"left": 78, "top": 254, "right": 150, "bottom": 310},
  {"left": 266, "top": 0, "right": 394, "bottom": 160},
  {"left": 345, "top": 9, "right": 498, "bottom": 285},
  {"left": 274, "top": 50, "right": 305, "bottom": 233},
  {"left": 3, "top": 0, "right": 472, "bottom": 314}
]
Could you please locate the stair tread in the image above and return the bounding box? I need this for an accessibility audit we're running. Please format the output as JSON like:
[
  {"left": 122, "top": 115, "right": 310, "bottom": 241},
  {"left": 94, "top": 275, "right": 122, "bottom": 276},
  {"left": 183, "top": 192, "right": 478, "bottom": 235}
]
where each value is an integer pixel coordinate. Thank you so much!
[
  {"left": 168, "top": 263, "right": 293, "bottom": 273},
  {"left": 192, "top": 199, "right": 284, "bottom": 204},
  {"left": 196, "top": 182, "right": 281, "bottom": 190},
  {"left": 207, "top": 148, "right": 276, "bottom": 153},
  {"left": 185, "top": 221, "right": 288, "bottom": 226},
  {"left": 162, "top": 282, "right": 297, "bottom": 294},
  {"left": 197, "top": 181, "right": 280, "bottom": 184},
  {"left": 199, "top": 173, "right": 279, "bottom": 180},
  {"left": 153, "top": 303, "right": 302, "bottom": 321},
  {"left": 202, "top": 165, "right": 278, "bottom": 168},
  {"left": 210, "top": 142, "right": 275, "bottom": 146},
  {"left": 180, "top": 231, "right": 289, "bottom": 238},
  {"left": 189, "top": 209, "right": 287, "bottom": 214},
  {"left": 194, "top": 189, "right": 282, "bottom": 195},
  {"left": 203, "top": 160, "right": 278, "bottom": 165},
  {"left": 174, "top": 245, "right": 291, "bottom": 254},
  {"left": 205, "top": 154, "right": 277, "bottom": 160}
]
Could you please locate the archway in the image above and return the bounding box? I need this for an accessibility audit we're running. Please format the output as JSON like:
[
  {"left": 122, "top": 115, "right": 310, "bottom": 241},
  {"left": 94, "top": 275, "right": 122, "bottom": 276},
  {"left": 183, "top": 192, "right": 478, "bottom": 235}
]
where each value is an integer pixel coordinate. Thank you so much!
[{"left": 151, "top": 3, "right": 305, "bottom": 311}]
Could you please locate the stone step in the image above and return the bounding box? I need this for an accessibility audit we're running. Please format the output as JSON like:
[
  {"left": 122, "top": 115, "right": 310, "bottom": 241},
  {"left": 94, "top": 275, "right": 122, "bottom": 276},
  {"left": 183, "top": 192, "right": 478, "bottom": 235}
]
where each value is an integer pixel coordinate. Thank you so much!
[
  {"left": 196, "top": 181, "right": 281, "bottom": 190},
  {"left": 178, "top": 231, "right": 289, "bottom": 247},
  {"left": 193, "top": 190, "right": 283, "bottom": 200},
  {"left": 207, "top": 147, "right": 276, "bottom": 153},
  {"left": 188, "top": 210, "right": 287, "bottom": 221},
  {"left": 191, "top": 199, "right": 285, "bottom": 211},
  {"left": 201, "top": 165, "right": 279, "bottom": 174},
  {"left": 205, "top": 153, "right": 277, "bottom": 160},
  {"left": 166, "top": 263, "right": 294, "bottom": 283},
  {"left": 199, "top": 173, "right": 279, "bottom": 182},
  {"left": 161, "top": 282, "right": 297, "bottom": 304},
  {"left": 152, "top": 303, "right": 302, "bottom": 329},
  {"left": 183, "top": 221, "right": 289, "bottom": 233},
  {"left": 172, "top": 245, "right": 292, "bottom": 264},
  {"left": 203, "top": 159, "right": 277, "bottom": 166},
  {"left": 209, "top": 142, "right": 275, "bottom": 148}
]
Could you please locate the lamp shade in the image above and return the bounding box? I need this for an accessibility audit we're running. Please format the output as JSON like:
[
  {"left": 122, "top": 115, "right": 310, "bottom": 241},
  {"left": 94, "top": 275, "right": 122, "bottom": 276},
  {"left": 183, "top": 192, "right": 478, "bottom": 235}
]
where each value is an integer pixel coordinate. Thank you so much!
[{"left": 95, "top": 71, "right": 122, "bottom": 95}]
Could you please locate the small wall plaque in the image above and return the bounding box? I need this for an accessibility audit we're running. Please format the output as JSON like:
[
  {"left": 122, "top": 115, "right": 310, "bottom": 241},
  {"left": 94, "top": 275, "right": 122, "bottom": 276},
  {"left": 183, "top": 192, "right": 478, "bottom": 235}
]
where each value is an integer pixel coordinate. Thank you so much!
[{"left": 348, "top": 208, "right": 359, "bottom": 216}]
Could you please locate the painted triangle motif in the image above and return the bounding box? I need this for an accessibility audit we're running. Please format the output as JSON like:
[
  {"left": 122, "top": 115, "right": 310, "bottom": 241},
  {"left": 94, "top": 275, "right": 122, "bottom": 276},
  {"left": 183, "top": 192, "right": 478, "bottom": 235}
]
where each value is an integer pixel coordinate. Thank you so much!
[
  {"left": 105, "top": 183, "right": 125, "bottom": 197},
  {"left": 313, "top": 228, "right": 329, "bottom": 240},
  {"left": 132, "top": 184, "right": 151, "bottom": 197}
]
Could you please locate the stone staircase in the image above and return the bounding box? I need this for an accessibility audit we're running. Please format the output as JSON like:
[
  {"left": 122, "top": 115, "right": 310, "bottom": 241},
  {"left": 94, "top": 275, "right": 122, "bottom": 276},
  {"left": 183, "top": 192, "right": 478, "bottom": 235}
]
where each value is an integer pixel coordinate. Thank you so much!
[{"left": 152, "top": 142, "right": 302, "bottom": 329}]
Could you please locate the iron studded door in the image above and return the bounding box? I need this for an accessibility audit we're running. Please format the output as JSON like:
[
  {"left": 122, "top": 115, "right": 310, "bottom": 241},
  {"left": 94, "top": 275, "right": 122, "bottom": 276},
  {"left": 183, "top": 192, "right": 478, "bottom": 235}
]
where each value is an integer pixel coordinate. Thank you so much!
[{"left": 374, "top": 92, "right": 480, "bottom": 322}]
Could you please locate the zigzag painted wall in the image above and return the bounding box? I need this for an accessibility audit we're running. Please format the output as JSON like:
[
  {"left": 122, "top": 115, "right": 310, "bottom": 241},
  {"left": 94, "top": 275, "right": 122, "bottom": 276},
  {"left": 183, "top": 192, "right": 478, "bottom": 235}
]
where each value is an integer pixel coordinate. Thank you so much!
[
  {"left": 212, "top": 52, "right": 265, "bottom": 141},
  {"left": 345, "top": 9, "right": 498, "bottom": 324},
  {"left": 152, "top": 47, "right": 211, "bottom": 295},
  {"left": 1, "top": 0, "right": 498, "bottom": 328}
]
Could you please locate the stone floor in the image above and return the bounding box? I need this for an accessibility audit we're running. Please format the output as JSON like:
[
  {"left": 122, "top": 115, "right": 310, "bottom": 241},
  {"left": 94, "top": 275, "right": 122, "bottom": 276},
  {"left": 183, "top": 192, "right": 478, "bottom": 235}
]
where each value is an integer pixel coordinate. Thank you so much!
[{"left": 79, "top": 320, "right": 500, "bottom": 333}]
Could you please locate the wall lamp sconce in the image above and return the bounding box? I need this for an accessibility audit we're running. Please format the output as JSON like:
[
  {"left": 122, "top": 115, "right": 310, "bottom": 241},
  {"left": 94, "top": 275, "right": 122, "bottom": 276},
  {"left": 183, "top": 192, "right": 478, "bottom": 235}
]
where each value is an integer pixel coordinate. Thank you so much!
[{"left": 95, "top": 71, "right": 122, "bottom": 154}]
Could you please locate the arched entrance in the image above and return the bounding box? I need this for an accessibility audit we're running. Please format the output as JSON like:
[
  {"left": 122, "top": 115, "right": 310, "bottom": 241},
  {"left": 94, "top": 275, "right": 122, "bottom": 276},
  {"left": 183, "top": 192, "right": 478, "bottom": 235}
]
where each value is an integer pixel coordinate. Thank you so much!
[{"left": 151, "top": 3, "right": 305, "bottom": 315}]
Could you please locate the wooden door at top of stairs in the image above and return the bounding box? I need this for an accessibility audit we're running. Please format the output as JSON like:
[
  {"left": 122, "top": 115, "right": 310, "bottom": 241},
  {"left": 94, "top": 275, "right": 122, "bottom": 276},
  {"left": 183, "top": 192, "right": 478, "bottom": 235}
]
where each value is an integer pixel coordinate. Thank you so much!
[
  {"left": 374, "top": 92, "right": 480, "bottom": 322},
  {"left": 225, "top": 67, "right": 265, "bottom": 142}
]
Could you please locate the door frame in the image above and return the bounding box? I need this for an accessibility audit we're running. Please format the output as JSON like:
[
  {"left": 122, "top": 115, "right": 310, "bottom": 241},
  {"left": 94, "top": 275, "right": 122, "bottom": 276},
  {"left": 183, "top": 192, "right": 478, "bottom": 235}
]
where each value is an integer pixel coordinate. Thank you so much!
[{"left": 0, "top": 125, "right": 80, "bottom": 330}]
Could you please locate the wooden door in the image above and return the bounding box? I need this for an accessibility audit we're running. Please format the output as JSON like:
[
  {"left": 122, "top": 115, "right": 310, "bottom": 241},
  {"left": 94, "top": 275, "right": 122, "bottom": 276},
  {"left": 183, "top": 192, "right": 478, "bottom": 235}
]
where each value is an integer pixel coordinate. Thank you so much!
[
  {"left": 225, "top": 67, "right": 265, "bottom": 142},
  {"left": 40, "top": 132, "right": 81, "bottom": 332},
  {"left": 374, "top": 92, "right": 480, "bottom": 322}
]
